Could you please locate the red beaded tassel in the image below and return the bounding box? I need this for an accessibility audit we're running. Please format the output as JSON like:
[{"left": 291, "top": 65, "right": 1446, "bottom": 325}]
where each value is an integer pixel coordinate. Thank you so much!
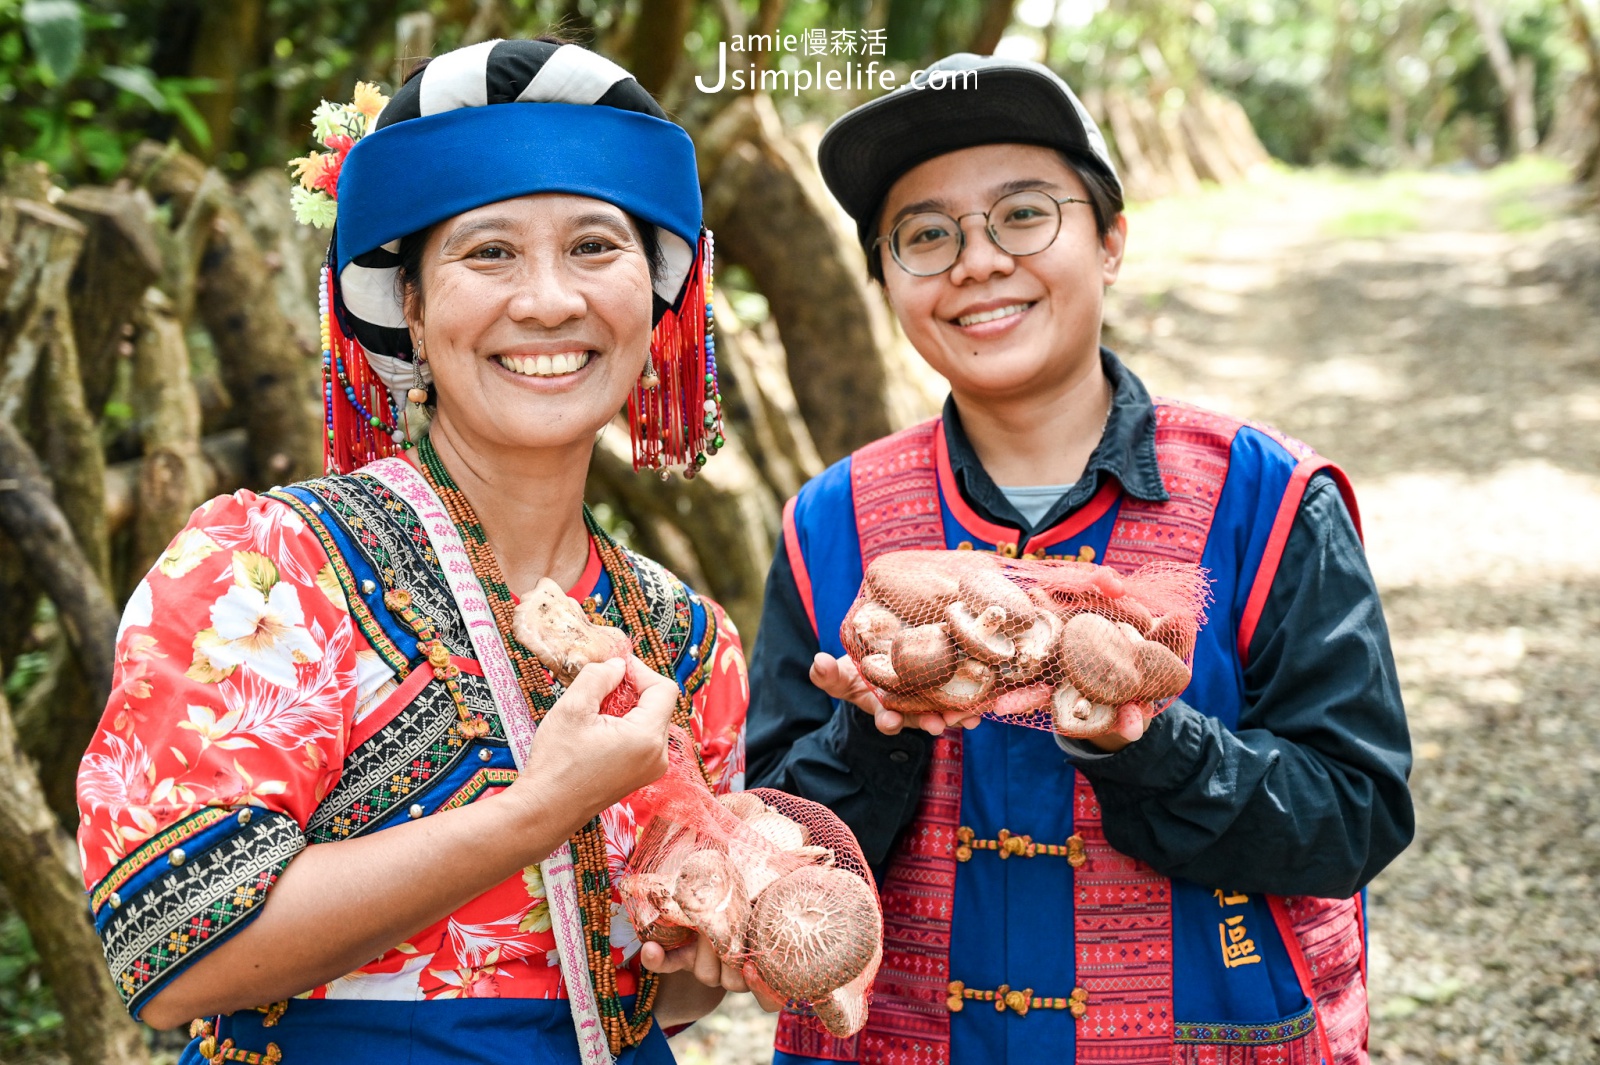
[
  {"left": 322, "top": 265, "right": 408, "bottom": 475},
  {"left": 628, "top": 231, "right": 723, "bottom": 480}
]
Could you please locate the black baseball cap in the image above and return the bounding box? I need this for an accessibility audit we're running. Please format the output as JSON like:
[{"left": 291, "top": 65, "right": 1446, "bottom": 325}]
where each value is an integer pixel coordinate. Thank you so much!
[{"left": 818, "top": 53, "right": 1122, "bottom": 248}]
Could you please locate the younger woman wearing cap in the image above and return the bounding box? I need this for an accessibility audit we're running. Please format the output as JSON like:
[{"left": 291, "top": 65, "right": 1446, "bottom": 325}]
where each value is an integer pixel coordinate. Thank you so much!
[{"left": 748, "top": 54, "right": 1411, "bottom": 1065}]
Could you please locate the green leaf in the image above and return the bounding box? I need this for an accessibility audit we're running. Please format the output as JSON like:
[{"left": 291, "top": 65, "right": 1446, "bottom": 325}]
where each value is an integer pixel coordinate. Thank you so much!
[
  {"left": 164, "top": 85, "right": 212, "bottom": 150},
  {"left": 20, "top": 0, "right": 82, "bottom": 85},
  {"left": 103, "top": 64, "right": 165, "bottom": 111}
]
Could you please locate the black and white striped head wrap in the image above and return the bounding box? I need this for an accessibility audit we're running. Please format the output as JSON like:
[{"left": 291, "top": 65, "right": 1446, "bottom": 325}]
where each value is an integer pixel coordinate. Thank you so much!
[{"left": 333, "top": 38, "right": 702, "bottom": 400}]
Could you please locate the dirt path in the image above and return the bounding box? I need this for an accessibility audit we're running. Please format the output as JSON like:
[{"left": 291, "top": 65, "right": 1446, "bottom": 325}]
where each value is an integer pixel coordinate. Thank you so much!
[
  {"left": 1110, "top": 163, "right": 1600, "bottom": 1065},
  {"left": 672, "top": 164, "right": 1600, "bottom": 1064}
]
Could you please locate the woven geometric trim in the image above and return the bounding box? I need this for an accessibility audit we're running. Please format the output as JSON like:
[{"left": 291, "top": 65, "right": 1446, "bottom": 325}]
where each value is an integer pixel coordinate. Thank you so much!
[
  {"left": 91, "top": 807, "right": 231, "bottom": 915},
  {"left": 100, "top": 812, "right": 303, "bottom": 1010},
  {"left": 1174, "top": 1003, "right": 1318, "bottom": 1045}
]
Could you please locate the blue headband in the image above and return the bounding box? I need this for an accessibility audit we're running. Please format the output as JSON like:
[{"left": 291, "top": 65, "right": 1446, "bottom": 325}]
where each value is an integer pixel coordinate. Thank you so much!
[{"left": 335, "top": 102, "right": 702, "bottom": 276}]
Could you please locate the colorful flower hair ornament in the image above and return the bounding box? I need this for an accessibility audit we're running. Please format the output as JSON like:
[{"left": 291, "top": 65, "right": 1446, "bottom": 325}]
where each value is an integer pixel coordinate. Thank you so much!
[{"left": 288, "top": 81, "right": 389, "bottom": 229}]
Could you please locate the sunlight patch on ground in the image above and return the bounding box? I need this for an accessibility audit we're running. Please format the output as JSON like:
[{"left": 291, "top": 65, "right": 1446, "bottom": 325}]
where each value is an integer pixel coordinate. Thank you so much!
[
  {"left": 1292, "top": 356, "right": 1406, "bottom": 401},
  {"left": 1359, "top": 460, "right": 1600, "bottom": 589}
]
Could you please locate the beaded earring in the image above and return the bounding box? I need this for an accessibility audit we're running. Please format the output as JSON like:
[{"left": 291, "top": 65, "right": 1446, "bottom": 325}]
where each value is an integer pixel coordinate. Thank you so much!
[
  {"left": 408, "top": 343, "right": 429, "bottom": 406},
  {"left": 627, "top": 230, "right": 724, "bottom": 481},
  {"left": 321, "top": 263, "right": 410, "bottom": 474}
]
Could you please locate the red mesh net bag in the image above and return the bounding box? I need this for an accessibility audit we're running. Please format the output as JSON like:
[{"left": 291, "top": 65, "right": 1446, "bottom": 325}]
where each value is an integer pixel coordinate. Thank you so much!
[
  {"left": 618, "top": 729, "right": 883, "bottom": 1037},
  {"left": 840, "top": 549, "right": 1210, "bottom": 736}
]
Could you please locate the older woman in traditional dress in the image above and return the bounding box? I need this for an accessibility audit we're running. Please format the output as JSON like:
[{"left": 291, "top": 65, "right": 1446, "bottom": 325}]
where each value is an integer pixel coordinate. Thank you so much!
[{"left": 75, "top": 38, "right": 758, "bottom": 1065}]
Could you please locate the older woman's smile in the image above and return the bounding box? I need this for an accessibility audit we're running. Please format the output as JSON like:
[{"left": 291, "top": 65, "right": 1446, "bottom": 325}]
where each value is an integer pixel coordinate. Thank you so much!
[{"left": 493, "top": 350, "right": 595, "bottom": 378}]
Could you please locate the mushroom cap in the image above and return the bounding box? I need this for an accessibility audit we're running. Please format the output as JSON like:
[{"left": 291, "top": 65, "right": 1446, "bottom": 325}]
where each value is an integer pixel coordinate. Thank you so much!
[
  {"left": 812, "top": 981, "right": 873, "bottom": 1038},
  {"left": 673, "top": 849, "right": 750, "bottom": 960},
  {"left": 859, "top": 652, "right": 910, "bottom": 693},
  {"left": 997, "top": 611, "right": 1060, "bottom": 684},
  {"left": 749, "top": 865, "right": 881, "bottom": 1001},
  {"left": 1148, "top": 613, "right": 1198, "bottom": 659},
  {"left": 638, "top": 920, "right": 696, "bottom": 950},
  {"left": 924, "top": 657, "right": 996, "bottom": 710},
  {"left": 945, "top": 601, "right": 1017, "bottom": 665},
  {"left": 1059, "top": 612, "right": 1142, "bottom": 705},
  {"left": 1133, "top": 639, "right": 1191, "bottom": 701},
  {"left": 1050, "top": 684, "right": 1118, "bottom": 737},
  {"left": 743, "top": 810, "right": 811, "bottom": 853},
  {"left": 511, "top": 578, "right": 632, "bottom": 683},
  {"left": 957, "top": 569, "right": 1037, "bottom": 632},
  {"left": 863, "top": 552, "right": 961, "bottom": 622},
  {"left": 878, "top": 687, "right": 946, "bottom": 716},
  {"left": 843, "top": 601, "right": 904, "bottom": 659},
  {"left": 889, "top": 623, "right": 960, "bottom": 689},
  {"left": 718, "top": 791, "right": 770, "bottom": 822}
]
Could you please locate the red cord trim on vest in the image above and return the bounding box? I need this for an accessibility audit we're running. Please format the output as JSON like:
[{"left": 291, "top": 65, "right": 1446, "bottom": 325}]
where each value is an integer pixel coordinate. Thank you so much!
[
  {"left": 783, "top": 495, "right": 819, "bottom": 639},
  {"left": 1238, "top": 458, "right": 1334, "bottom": 663},
  {"left": 1268, "top": 895, "right": 1339, "bottom": 1065}
]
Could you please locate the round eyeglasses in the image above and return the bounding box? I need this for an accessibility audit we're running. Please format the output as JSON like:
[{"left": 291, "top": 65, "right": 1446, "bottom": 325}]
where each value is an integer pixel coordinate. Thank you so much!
[{"left": 875, "top": 190, "right": 1092, "bottom": 278}]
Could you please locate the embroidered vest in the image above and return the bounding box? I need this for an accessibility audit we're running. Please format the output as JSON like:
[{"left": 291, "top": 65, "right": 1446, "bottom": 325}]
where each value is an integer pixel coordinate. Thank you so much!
[{"left": 777, "top": 403, "right": 1368, "bottom": 1065}]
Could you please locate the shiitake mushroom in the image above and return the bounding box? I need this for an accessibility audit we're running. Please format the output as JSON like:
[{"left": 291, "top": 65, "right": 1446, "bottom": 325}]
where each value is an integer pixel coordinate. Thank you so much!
[
  {"left": 924, "top": 658, "right": 996, "bottom": 711},
  {"left": 1059, "top": 613, "right": 1142, "bottom": 705},
  {"left": 863, "top": 552, "right": 961, "bottom": 621},
  {"left": 889, "top": 623, "right": 960, "bottom": 688},
  {"left": 1050, "top": 684, "right": 1119, "bottom": 738},
  {"left": 843, "top": 601, "right": 903, "bottom": 659},
  {"left": 1148, "top": 613, "right": 1198, "bottom": 658},
  {"left": 1133, "top": 639, "right": 1191, "bottom": 701},
  {"left": 998, "top": 612, "right": 1060, "bottom": 684},
  {"left": 957, "top": 569, "right": 1037, "bottom": 630},
  {"left": 748, "top": 865, "right": 881, "bottom": 1002},
  {"left": 673, "top": 849, "right": 750, "bottom": 960},
  {"left": 859, "top": 653, "right": 911, "bottom": 693},
  {"left": 512, "top": 578, "right": 633, "bottom": 683},
  {"left": 945, "top": 601, "right": 1016, "bottom": 664}
]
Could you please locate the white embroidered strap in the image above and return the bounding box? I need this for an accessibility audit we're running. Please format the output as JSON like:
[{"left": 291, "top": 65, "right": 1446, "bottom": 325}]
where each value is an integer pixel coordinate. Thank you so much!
[{"left": 365, "top": 458, "right": 612, "bottom": 1065}]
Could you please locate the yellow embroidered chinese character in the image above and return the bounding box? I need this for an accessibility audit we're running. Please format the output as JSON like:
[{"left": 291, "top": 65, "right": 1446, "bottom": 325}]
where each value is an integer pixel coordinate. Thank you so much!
[
  {"left": 1219, "top": 915, "right": 1262, "bottom": 967},
  {"left": 1214, "top": 889, "right": 1248, "bottom": 906}
]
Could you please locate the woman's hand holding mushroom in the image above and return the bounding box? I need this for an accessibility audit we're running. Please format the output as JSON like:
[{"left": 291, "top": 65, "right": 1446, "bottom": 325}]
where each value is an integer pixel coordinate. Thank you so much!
[
  {"left": 809, "top": 651, "right": 982, "bottom": 736},
  {"left": 511, "top": 657, "right": 678, "bottom": 833},
  {"left": 835, "top": 551, "right": 1206, "bottom": 741},
  {"left": 639, "top": 932, "right": 784, "bottom": 1027}
]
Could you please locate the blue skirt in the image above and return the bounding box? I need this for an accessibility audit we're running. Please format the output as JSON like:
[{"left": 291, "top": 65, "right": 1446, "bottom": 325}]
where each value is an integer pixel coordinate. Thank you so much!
[{"left": 178, "top": 996, "right": 674, "bottom": 1064}]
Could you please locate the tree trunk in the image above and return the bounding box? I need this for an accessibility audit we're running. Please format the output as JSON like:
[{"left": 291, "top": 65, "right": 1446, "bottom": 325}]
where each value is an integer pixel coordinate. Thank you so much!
[
  {"left": 0, "top": 419, "right": 120, "bottom": 716},
  {"left": 710, "top": 309, "right": 822, "bottom": 503},
  {"left": 747, "top": 0, "right": 789, "bottom": 74},
  {"left": 130, "top": 287, "right": 210, "bottom": 580},
  {"left": 585, "top": 423, "right": 779, "bottom": 641},
  {"left": 698, "top": 94, "right": 899, "bottom": 464},
  {"left": 127, "top": 143, "right": 323, "bottom": 485},
  {"left": 1467, "top": 0, "right": 1539, "bottom": 156},
  {"left": 0, "top": 665, "right": 151, "bottom": 1065},
  {"left": 1, "top": 196, "right": 112, "bottom": 591},
  {"left": 185, "top": 0, "right": 265, "bottom": 161},
  {"left": 627, "top": 0, "right": 696, "bottom": 98},
  {"left": 58, "top": 186, "right": 164, "bottom": 416},
  {"left": 1102, "top": 90, "right": 1165, "bottom": 199},
  {"left": 968, "top": 0, "right": 1016, "bottom": 56},
  {"left": 105, "top": 429, "right": 252, "bottom": 535}
]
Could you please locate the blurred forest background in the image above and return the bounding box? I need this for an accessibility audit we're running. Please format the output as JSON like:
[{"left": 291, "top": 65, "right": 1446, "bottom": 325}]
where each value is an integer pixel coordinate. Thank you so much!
[{"left": 0, "top": 0, "right": 1596, "bottom": 1062}]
